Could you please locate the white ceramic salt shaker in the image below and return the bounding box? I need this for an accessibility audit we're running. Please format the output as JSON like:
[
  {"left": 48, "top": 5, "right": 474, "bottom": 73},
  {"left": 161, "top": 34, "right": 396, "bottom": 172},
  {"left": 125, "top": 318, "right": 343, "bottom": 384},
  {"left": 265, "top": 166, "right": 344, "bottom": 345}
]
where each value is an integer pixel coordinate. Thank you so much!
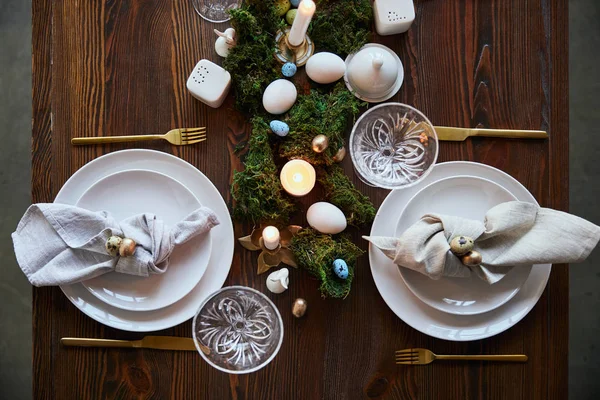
[
  {"left": 373, "top": 0, "right": 415, "bottom": 35},
  {"left": 186, "top": 59, "right": 231, "bottom": 108},
  {"left": 266, "top": 268, "right": 289, "bottom": 294}
]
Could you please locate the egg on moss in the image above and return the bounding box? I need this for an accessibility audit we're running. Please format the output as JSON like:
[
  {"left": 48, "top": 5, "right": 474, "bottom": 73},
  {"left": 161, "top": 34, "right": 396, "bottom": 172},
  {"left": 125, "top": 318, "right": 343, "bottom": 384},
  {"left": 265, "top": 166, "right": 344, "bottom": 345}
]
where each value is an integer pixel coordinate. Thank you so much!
[
  {"left": 333, "top": 259, "right": 349, "bottom": 279},
  {"left": 281, "top": 62, "right": 297, "bottom": 77},
  {"left": 285, "top": 9, "right": 297, "bottom": 25},
  {"left": 305, "top": 52, "right": 346, "bottom": 84},
  {"left": 306, "top": 202, "right": 347, "bottom": 234},
  {"left": 290, "top": 0, "right": 300, "bottom": 7},
  {"left": 263, "top": 79, "right": 297, "bottom": 115},
  {"left": 270, "top": 120, "right": 290, "bottom": 137},
  {"left": 274, "top": 0, "right": 291, "bottom": 16}
]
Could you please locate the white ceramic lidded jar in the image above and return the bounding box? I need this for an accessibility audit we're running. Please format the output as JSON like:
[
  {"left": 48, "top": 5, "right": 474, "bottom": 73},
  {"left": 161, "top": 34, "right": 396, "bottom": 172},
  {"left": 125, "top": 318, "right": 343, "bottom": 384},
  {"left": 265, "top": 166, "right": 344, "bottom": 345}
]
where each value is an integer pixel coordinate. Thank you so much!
[{"left": 344, "top": 43, "right": 404, "bottom": 103}]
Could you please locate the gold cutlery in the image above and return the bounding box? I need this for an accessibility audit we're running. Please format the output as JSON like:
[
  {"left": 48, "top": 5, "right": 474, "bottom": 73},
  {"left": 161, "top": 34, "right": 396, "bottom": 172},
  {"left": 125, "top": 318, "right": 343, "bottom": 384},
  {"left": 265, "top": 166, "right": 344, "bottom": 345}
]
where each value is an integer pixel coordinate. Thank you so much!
[
  {"left": 395, "top": 348, "right": 528, "bottom": 365},
  {"left": 61, "top": 336, "right": 197, "bottom": 351},
  {"left": 434, "top": 126, "right": 547, "bottom": 141},
  {"left": 71, "top": 127, "right": 207, "bottom": 146}
]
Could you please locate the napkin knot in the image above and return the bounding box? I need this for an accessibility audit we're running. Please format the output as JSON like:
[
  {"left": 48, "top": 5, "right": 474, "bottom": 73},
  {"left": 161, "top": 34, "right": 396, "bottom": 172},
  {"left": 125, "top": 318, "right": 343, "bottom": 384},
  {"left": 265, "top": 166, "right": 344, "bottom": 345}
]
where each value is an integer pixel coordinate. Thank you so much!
[
  {"left": 12, "top": 203, "right": 219, "bottom": 287},
  {"left": 365, "top": 201, "right": 600, "bottom": 284}
]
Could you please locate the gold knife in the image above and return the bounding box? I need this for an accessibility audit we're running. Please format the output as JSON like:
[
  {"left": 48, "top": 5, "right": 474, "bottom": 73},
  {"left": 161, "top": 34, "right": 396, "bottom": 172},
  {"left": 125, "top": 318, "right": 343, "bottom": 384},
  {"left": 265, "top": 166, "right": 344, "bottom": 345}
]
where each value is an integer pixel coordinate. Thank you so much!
[
  {"left": 434, "top": 126, "right": 548, "bottom": 141},
  {"left": 61, "top": 336, "right": 197, "bottom": 351}
]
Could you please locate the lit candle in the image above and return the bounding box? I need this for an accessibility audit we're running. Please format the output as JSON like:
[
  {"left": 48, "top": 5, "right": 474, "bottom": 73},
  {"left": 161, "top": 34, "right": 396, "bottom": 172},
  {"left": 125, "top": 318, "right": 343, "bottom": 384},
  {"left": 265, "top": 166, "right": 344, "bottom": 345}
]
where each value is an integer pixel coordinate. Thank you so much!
[
  {"left": 288, "top": 0, "right": 316, "bottom": 47},
  {"left": 280, "top": 159, "right": 316, "bottom": 197},
  {"left": 262, "top": 226, "right": 280, "bottom": 250}
]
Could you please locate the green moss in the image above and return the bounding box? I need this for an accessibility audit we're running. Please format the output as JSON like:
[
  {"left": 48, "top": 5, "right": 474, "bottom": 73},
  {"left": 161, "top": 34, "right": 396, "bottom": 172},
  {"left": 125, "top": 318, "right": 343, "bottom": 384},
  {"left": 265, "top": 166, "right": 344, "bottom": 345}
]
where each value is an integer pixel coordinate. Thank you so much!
[
  {"left": 319, "top": 164, "right": 375, "bottom": 227},
  {"left": 223, "top": 1, "right": 283, "bottom": 114},
  {"left": 291, "top": 228, "right": 364, "bottom": 298},
  {"left": 309, "top": 0, "right": 373, "bottom": 57},
  {"left": 231, "top": 117, "right": 296, "bottom": 223},
  {"left": 279, "top": 84, "right": 364, "bottom": 165}
]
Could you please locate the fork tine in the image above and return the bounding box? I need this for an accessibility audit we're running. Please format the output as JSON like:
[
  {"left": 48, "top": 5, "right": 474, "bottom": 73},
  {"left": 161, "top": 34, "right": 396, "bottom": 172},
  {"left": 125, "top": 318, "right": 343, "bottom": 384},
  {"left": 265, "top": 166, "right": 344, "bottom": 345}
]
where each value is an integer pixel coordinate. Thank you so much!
[
  {"left": 182, "top": 135, "right": 207, "bottom": 143},
  {"left": 395, "top": 356, "right": 419, "bottom": 361},
  {"left": 181, "top": 127, "right": 206, "bottom": 133},
  {"left": 182, "top": 138, "right": 207, "bottom": 145},
  {"left": 396, "top": 361, "right": 419, "bottom": 365},
  {"left": 181, "top": 133, "right": 207, "bottom": 140},
  {"left": 181, "top": 131, "right": 206, "bottom": 138},
  {"left": 395, "top": 349, "right": 418, "bottom": 355}
]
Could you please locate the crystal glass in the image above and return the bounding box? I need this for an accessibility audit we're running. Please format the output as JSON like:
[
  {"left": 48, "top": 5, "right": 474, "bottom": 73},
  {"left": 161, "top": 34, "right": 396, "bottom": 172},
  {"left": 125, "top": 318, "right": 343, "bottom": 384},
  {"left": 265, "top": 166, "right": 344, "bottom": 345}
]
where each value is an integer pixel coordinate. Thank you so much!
[
  {"left": 192, "top": 286, "right": 284, "bottom": 374},
  {"left": 192, "top": 0, "right": 241, "bottom": 23},
  {"left": 349, "top": 103, "right": 438, "bottom": 189}
]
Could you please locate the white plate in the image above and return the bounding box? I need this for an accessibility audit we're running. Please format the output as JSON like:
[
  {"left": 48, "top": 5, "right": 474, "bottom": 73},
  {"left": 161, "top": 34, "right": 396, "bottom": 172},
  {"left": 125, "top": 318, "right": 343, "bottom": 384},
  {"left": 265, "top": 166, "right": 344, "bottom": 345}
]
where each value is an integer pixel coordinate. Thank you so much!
[
  {"left": 76, "top": 170, "right": 212, "bottom": 312},
  {"left": 369, "top": 161, "right": 551, "bottom": 341},
  {"left": 56, "top": 149, "right": 234, "bottom": 332},
  {"left": 396, "top": 175, "right": 532, "bottom": 315}
]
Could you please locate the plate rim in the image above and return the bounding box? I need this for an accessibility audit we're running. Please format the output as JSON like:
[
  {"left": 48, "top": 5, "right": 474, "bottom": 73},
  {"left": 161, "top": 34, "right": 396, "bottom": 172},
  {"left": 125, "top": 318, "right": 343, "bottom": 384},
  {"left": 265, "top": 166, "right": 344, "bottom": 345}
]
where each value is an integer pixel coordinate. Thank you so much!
[
  {"left": 369, "top": 161, "right": 552, "bottom": 341},
  {"left": 56, "top": 149, "right": 234, "bottom": 332},
  {"left": 76, "top": 168, "right": 213, "bottom": 312}
]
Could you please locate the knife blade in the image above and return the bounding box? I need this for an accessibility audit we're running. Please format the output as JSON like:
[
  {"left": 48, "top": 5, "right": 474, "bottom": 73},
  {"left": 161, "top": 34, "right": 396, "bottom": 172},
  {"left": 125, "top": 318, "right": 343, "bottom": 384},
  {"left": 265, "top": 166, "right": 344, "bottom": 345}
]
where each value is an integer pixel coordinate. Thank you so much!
[
  {"left": 434, "top": 126, "right": 548, "bottom": 141},
  {"left": 61, "top": 336, "right": 197, "bottom": 351}
]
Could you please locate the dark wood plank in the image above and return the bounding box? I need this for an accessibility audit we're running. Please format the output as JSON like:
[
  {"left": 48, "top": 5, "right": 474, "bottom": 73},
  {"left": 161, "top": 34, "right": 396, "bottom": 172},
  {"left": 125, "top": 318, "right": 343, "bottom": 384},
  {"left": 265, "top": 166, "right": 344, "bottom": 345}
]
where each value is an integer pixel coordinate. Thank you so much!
[{"left": 31, "top": 0, "right": 568, "bottom": 398}]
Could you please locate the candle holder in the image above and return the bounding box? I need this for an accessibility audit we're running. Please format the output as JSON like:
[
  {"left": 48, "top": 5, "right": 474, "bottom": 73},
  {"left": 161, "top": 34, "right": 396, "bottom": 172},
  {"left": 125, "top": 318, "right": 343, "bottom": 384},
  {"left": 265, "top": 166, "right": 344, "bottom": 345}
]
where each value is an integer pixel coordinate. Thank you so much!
[
  {"left": 275, "top": 28, "right": 315, "bottom": 67},
  {"left": 238, "top": 225, "right": 302, "bottom": 274}
]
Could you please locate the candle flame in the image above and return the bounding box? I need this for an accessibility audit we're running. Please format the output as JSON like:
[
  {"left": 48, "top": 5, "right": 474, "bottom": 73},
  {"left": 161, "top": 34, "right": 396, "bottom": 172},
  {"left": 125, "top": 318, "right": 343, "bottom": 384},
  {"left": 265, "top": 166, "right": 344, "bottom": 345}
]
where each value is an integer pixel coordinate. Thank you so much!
[{"left": 292, "top": 173, "right": 304, "bottom": 183}]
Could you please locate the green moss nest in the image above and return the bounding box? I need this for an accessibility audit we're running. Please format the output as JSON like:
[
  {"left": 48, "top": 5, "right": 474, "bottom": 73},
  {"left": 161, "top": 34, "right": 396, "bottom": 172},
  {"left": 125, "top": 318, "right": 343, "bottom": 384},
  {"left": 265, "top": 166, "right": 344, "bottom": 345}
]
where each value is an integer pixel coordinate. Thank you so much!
[
  {"left": 310, "top": 0, "right": 373, "bottom": 57},
  {"left": 223, "top": 1, "right": 283, "bottom": 114},
  {"left": 319, "top": 164, "right": 375, "bottom": 227},
  {"left": 291, "top": 228, "right": 364, "bottom": 298},
  {"left": 279, "top": 84, "right": 364, "bottom": 165},
  {"left": 231, "top": 117, "right": 296, "bottom": 223}
]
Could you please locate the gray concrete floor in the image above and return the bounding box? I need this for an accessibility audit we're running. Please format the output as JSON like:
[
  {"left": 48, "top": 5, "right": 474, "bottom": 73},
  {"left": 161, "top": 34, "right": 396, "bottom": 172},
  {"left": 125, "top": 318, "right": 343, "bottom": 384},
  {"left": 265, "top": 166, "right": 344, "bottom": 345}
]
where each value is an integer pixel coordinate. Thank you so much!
[{"left": 0, "top": 1, "right": 598, "bottom": 399}]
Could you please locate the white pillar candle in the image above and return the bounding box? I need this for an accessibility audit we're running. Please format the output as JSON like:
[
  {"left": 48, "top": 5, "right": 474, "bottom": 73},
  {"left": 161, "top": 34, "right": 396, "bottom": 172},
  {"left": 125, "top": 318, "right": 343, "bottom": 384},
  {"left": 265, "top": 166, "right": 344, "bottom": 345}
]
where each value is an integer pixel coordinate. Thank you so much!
[
  {"left": 280, "top": 159, "right": 316, "bottom": 197},
  {"left": 288, "top": 0, "right": 316, "bottom": 47},
  {"left": 262, "top": 226, "right": 280, "bottom": 250}
]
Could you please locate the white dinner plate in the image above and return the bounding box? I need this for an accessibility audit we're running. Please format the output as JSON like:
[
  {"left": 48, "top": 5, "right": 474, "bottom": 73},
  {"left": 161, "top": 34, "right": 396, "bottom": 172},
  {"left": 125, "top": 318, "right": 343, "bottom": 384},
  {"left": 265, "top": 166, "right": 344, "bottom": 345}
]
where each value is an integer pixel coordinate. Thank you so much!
[
  {"left": 396, "top": 175, "right": 532, "bottom": 315},
  {"left": 76, "top": 169, "right": 212, "bottom": 312},
  {"left": 369, "top": 161, "right": 551, "bottom": 341},
  {"left": 56, "top": 149, "right": 234, "bottom": 332}
]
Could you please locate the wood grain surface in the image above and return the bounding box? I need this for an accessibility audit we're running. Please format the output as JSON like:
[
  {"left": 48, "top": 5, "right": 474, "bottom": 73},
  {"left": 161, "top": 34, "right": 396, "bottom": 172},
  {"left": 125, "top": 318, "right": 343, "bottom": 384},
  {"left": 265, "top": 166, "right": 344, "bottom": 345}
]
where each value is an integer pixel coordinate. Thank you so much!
[{"left": 31, "top": 0, "right": 568, "bottom": 399}]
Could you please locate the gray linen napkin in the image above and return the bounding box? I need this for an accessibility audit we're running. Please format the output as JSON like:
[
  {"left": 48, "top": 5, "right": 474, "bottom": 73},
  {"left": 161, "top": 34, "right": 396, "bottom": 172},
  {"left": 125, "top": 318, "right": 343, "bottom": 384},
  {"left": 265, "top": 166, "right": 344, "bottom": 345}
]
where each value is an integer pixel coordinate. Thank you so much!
[
  {"left": 364, "top": 201, "right": 600, "bottom": 284},
  {"left": 12, "top": 203, "right": 219, "bottom": 287}
]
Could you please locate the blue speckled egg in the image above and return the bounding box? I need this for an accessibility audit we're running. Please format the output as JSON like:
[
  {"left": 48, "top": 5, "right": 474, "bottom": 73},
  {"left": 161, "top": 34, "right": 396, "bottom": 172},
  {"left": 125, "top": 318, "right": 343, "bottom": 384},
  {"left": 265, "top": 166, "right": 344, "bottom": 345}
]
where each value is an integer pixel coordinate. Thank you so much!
[
  {"left": 333, "top": 259, "right": 349, "bottom": 279},
  {"left": 281, "top": 62, "right": 297, "bottom": 78},
  {"left": 290, "top": 0, "right": 300, "bottom": 7},
  {"left": 269, "top": 120, "right": 290, "bottom": 137}
]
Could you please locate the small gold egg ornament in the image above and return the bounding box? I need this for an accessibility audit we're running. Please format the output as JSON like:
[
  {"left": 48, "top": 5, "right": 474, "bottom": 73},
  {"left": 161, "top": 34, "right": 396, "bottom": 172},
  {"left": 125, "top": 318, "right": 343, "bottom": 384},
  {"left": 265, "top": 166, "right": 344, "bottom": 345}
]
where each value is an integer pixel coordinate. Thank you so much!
[
  {"left": 311, "top": 134, "right": 329, "bottom": 153},
  {"left": 460, "top": 250, "right": 482, "bottom": 267},
  {"left": 119, "top": 238, "right": 137, "bottom": 257},
  {"left": 450, "top": 236, "right": 474, "bottom": 256},
  {"left": 105, "top": 236, "right": 122, "bottom": 256},
  {"left": 292, "top": 298, "right": 307, "bottom": 318},
  {"left": 332, "top": 146, "right": 346, "bottom": 162}
]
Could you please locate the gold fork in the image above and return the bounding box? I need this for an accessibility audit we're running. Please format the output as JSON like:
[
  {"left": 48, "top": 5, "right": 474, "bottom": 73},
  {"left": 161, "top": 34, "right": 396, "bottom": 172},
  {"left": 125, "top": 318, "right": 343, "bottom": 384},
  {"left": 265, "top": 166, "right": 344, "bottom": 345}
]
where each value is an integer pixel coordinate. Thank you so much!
[
  {"left": 395, "top": 348, "right": 528, "bottom": 365},
  {"left": 71, "top": 127, "right": 207, "bottom": 146}
]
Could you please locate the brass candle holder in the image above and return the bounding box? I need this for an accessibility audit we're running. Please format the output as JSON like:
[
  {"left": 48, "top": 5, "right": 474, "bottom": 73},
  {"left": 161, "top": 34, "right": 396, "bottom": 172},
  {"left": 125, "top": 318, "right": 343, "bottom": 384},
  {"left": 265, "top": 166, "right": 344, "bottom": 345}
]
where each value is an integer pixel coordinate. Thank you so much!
[
  {"left": 275, "top": 28, "right": 315, "bottom": 67},
  {"left": 238, "top": 225, "right": 302, "bottom": 274}
]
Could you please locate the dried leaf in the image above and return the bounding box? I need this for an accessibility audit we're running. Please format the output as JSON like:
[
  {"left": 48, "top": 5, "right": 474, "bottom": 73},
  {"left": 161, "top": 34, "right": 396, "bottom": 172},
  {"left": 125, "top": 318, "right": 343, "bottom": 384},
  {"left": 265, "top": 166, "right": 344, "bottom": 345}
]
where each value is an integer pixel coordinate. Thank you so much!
[
  {"left": 238, "top": 235, "right": 261, "bottom": 251},
  {"left": 278, "top": 248, "right": 298, "bottom": 268}
]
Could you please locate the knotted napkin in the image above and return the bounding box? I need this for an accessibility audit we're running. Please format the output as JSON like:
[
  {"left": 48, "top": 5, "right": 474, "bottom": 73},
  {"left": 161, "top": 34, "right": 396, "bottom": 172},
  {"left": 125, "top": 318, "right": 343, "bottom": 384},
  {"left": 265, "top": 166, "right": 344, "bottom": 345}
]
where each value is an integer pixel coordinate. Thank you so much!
[
  {"left": 12, "top": 203, "right": 219, "bottom": 287},
  {"left": 364, "top": 201, "right": 600, "bottom": 284}
]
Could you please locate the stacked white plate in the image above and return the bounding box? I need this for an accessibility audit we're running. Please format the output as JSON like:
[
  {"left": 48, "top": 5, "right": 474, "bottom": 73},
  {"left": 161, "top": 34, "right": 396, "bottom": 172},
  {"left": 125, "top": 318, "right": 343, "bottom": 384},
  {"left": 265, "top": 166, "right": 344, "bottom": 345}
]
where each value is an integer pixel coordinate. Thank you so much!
[
  {"left": 55, "top": 150, "right": 234, "bottom": 332},
  {"left": 369, "top": 162, "right": 552, "bottom": 341}
]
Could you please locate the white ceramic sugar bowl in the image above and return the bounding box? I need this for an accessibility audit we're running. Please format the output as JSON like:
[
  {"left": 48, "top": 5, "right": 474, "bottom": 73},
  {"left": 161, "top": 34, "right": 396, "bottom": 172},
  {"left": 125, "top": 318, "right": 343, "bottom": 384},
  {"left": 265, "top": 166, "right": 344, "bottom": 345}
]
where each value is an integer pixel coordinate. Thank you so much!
[{"left": 344, "top": 43, "right": 404, "bottom": 103}]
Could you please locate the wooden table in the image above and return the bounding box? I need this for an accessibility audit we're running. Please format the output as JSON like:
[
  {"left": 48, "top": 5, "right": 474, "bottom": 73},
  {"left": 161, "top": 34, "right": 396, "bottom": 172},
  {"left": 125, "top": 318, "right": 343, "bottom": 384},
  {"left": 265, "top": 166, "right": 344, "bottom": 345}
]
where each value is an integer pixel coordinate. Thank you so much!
[{"left": 32, "top": 1, "right": 568, "bottom": 398}]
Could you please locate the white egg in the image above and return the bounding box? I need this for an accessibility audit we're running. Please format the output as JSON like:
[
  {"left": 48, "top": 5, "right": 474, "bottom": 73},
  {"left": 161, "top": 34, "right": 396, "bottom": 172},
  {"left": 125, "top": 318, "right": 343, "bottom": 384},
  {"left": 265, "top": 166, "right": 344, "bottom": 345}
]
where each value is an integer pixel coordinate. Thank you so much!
[
  {"left": 263, "top": 79, "right": 297, "bottom": 114},
  {"left": 305, "top": 52, "right": 346, "bottom": 84},
  {"left": 306, "top": 202, "right": 347, "bottom": 234}
]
